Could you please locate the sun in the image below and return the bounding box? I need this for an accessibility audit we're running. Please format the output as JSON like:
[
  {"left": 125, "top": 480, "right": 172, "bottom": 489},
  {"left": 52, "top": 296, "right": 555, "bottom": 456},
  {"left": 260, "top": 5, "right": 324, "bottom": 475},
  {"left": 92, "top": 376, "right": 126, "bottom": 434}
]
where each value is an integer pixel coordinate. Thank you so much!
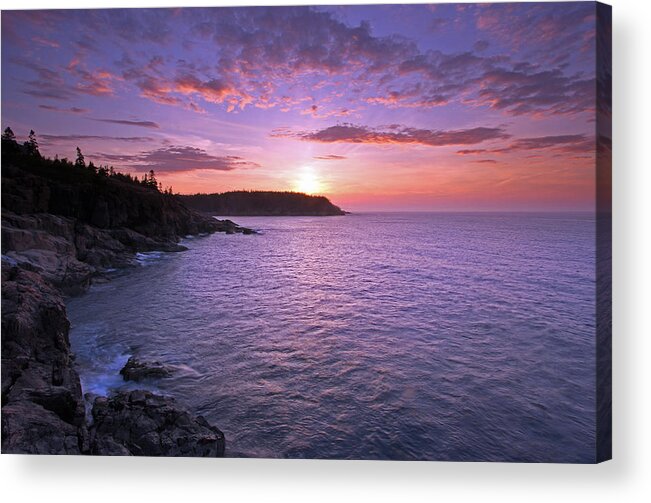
[{"left": 294, "top": 167, "right": 323, "bottom": 195}]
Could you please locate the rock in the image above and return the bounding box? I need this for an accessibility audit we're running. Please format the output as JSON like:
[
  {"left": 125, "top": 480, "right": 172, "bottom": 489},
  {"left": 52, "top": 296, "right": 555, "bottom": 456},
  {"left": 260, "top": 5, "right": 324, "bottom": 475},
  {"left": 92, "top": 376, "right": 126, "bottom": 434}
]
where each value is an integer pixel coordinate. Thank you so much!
[
  {"left": 74, "top": 222, "right": 132, "bottom": 269},
  {"left": 89, "top": 391, "right": 225, "bottom": 457},
  {"left": 4, "top": 248, "right": 95, "bottom": 295},
  {"left": 2, "top": 400, "right": 84, "bottom": 454},
  {"left": 212, "top": 218, "right": 257, "bottom": 235},
  {"left": 2, "top": 213, "right": 96, "bottom": 294},
  {"left": 1, "top": 265, "right": 87, "bottom": 454},
  {"left": 120, "top": 356, "right": 172, "bottom": 382}
]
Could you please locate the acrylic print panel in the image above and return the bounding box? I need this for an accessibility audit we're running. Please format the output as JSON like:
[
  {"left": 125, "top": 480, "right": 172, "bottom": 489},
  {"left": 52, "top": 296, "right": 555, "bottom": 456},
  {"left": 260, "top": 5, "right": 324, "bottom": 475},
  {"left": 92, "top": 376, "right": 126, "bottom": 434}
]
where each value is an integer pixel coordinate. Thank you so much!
[{"left": 0, "top": 2, "right": 611, "bottom": 462}]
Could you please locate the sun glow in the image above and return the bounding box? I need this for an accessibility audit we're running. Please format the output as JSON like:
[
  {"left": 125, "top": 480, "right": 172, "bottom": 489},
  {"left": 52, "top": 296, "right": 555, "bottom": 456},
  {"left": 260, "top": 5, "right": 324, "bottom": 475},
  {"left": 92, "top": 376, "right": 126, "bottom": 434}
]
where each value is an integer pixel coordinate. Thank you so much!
[{"left": 294, "top": 167, "right": 323, "bottom": 195}]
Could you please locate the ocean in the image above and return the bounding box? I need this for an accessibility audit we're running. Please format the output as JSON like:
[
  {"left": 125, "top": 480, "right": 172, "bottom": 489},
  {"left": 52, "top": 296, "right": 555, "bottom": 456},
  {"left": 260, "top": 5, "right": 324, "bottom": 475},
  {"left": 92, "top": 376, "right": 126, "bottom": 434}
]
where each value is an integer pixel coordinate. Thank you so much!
[{"left": 67, "top": 212, "right": 597, "bottom": 462}]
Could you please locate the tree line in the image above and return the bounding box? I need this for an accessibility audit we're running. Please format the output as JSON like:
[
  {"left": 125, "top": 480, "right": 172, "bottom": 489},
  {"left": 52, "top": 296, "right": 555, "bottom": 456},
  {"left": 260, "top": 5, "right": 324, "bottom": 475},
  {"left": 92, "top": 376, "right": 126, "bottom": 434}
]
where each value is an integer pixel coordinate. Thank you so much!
[
  {"left": 179, "top": 190, "right": 345, "bottom": 216},
  {"left": 2, "top": 127, "right": 174, "bottom": 195}
]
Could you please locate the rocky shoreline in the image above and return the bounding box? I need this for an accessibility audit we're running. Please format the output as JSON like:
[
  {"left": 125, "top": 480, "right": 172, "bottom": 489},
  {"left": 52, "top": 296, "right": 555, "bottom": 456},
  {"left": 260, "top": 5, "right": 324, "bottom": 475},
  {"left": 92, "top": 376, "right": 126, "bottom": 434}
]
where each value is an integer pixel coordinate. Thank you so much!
[
  {"left": 1, "top": 212, "right": 249, "bottom": 455},
  {"left": 1, "top": 146, "right": 253, "bottom": 455}
]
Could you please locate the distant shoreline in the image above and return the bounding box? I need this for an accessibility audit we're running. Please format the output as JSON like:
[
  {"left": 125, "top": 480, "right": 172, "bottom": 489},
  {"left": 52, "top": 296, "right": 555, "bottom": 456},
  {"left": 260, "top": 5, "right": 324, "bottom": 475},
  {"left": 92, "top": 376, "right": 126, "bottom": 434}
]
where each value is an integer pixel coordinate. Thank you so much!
[
  {"left": 197, "top": 210, "right": 351, "bottom": 218},
  {"left": 178, "top": 191, "right": 347, "bottom": 217}
]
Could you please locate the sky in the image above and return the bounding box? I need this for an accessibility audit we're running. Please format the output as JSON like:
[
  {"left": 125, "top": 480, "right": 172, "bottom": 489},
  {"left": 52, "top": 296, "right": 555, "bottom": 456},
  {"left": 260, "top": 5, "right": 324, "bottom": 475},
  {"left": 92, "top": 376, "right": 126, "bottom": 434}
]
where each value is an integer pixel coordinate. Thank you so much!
[{"left": 1, "top": 3, "right": 600, "bottom": 211}]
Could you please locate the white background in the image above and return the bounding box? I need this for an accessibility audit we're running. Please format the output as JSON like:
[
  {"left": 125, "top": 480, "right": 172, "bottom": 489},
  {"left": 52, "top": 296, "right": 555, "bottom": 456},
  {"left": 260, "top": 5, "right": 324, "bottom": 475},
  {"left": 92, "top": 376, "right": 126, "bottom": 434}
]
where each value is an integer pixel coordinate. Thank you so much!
[{"left": 1, "top": 0, "right": 649, "bottom": 501}]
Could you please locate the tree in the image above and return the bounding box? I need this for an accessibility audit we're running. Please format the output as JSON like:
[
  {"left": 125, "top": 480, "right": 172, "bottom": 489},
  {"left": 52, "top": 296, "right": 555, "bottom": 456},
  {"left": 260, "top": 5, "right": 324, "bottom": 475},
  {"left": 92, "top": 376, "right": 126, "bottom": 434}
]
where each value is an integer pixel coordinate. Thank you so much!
[
  {"left": 24, "top": 130, "right": 40, "bottom": 156},
  {"left": 1, "top": 127, "right": 19, "bottom": 154},
  {"left": 75, "top": 147, "right": 85, "bottom": 167},
  {"left": 2, "top": 127, "right": 16, "bottom": 142},
  {"left": 148, "top": 169, "right": 157, "bottom": 189}
]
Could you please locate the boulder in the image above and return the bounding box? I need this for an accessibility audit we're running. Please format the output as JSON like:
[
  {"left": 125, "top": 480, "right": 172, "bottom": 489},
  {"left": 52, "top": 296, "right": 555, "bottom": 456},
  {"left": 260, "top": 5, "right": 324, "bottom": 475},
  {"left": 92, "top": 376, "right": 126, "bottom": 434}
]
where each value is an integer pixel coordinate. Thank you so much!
[
  {"left": 120, "top": 356, "right": 172, "bottom": 382},
  {"left": 89, "top": 391, "right": 226, "bottom": 457}
]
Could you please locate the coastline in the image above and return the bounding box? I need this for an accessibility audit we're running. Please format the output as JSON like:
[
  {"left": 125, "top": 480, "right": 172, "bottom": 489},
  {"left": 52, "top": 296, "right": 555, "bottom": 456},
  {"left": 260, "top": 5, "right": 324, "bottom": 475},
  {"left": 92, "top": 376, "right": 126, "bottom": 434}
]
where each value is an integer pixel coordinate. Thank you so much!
[
  {"left": 1, "top": 213, "right": 251, "bottom": 455},
  {"left": 1, "top": 150, "right": 256, "bottom": 455}
]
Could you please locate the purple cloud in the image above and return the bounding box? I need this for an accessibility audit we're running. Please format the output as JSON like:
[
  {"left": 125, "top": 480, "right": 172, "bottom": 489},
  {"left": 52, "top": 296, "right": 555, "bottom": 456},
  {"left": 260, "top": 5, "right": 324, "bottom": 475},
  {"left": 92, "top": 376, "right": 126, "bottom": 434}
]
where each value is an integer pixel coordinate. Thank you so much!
[
  {"left": 92, "top": 118, "right": 160, "bottom": 129},
  {"left": 93, "top": 146, "right": 259, "bottom": 173},
  {"left": 40, "top": 134, "right": 154, "bottom": 143},
  {"left": 456, "top": 134, "right": 593, "bottom": 155},
  {"left": 15, "top": 60, "right": 76, "bottom": 100},
  {"left": 39, "top": 104, "right": 89, "bottom": 114},
  {"left": 473, "top": 68, "right": 594, "bottom": 116},
  {"left": 4, "top": 6, "right": 596, "bottom": 119},
  {"left": 274, "top": 123, "right": 511, "bottom": 147}
]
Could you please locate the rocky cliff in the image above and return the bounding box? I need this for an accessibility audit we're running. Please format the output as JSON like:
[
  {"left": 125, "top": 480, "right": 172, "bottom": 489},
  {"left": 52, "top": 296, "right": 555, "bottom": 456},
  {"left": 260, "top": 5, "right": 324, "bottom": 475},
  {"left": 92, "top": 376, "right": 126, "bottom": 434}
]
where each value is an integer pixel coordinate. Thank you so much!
[{"left": 1, "top": 143, "right": 245, "bottom": 455}]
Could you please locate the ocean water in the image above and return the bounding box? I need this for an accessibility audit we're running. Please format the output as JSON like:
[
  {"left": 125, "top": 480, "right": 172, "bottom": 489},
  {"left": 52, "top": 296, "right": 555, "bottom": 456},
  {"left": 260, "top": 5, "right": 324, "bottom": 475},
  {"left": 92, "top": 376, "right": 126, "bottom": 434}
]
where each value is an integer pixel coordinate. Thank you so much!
[{"left": 67, "top": 212, "right": 597, "bottom": 462}]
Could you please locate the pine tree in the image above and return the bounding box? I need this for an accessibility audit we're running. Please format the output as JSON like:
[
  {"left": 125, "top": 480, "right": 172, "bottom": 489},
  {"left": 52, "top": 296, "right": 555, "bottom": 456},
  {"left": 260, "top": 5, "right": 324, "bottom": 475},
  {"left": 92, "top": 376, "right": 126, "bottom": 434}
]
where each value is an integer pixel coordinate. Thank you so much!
[
  {"left": 25, "top": 130, "right": 40, "bottom": 156},
  {"left": 148, "top": 169, "right": 157, "bottom": 189},
  {"left": 75, "top": 147, "right": 85, "bottom": 167},
  {"left": 1, "top": 127, "right": 19, "bottom": 153},
  {"left": 2, "top": 127, "right": 16, "bottom": 142}
]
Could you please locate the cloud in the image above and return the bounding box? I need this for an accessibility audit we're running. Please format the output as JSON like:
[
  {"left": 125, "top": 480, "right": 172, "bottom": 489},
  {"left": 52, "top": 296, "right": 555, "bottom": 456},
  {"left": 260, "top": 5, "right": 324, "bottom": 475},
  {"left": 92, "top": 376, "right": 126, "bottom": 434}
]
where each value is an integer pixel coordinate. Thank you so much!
[
  {"left": 365, "top": 84, "right": 450, "bottom": 109},
  {"left": 114, "top": 7, "right": 418, "bottom": 113},
  {"left": 172, "top": 74, "right": 250, "bottom": 112},
  {"left": 457, "top": 149, "right": 488, "bottom": 155},
  {"left": 85, "top": 8, "right": 174, "bottom": 44},
  {"left": 430, "top": 17, "right": 449, "bottom": 31},
  {"left": 68, "top": 63, "right": 118, "bottom": 96},
  {"left": 274, "top": 123, "right": 511, "bottom": 147},
  {"left": 474, "top": 2, "right": 595, "bottom": 59},
  {"left": 508, "top": 134, "right": 593, "bottom": 152},
  {"left": 456, "top": 134, "right": 593, "bottom": 155},
  {"left": 39, "top": 104, "right": 89, "bottom": 114},
  {"left": 14, "top": 57, "right": 116, "bottom": 101},
  {"left": 134, "top": 77, "right": 182, "bottom": 106},
  {"left": 313, "top": 154, "right": 347, "bottom": 161},
  {"left": 14, "top": 60, "right": 76, "bottom": 100},
  {"left": 114, "top": 7, "right": 484, "bottom": 113},
  {"left": 93, "top": 146, "right": 259, "bottom": 173},
  {"left": 32, "top": 36, "right": 60, "bottom": 48},
  {"left": 3, "top": 5, "right": 597, "bottom": 119},
  {"left": 92, "top": 118, "right": 160, "bottom": 129},
  {"left": 40, "top": 134, "right": 154, "bottom": 143},
  {"left": 300, "top": 104, "right": 355, "bottom": 119},
  {"left": 473, "top": 68, "right": 594, "bottom": 116}
]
